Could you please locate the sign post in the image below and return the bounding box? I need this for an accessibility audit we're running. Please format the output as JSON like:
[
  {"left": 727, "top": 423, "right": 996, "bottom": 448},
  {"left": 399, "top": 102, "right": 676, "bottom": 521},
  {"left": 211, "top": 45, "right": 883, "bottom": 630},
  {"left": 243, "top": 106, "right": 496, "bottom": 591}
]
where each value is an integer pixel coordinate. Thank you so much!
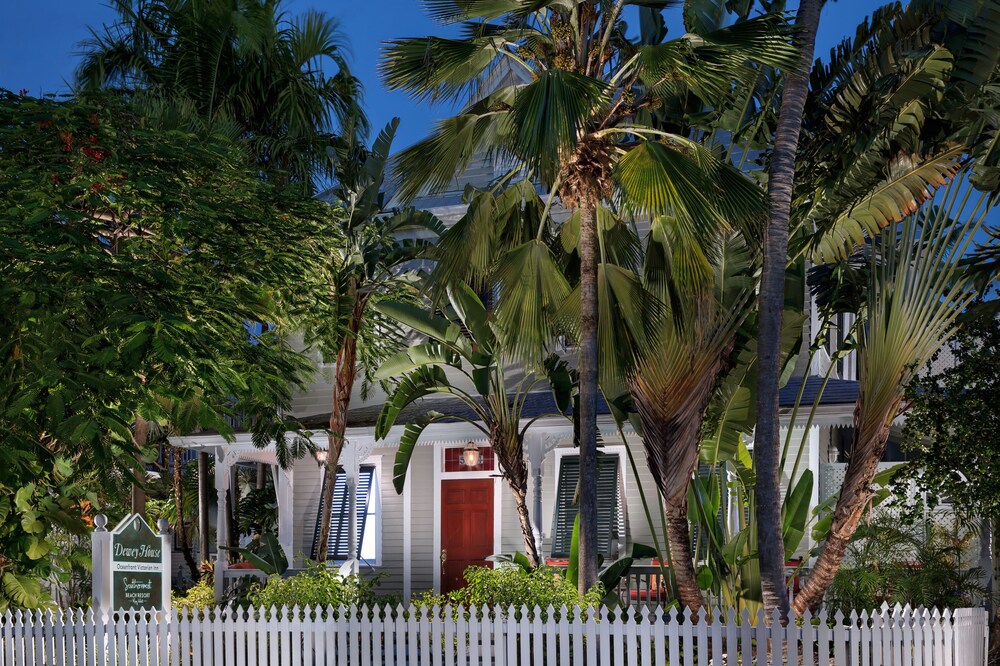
[{"left": 92, "top": 514, "right": 171, "bottom": 613}]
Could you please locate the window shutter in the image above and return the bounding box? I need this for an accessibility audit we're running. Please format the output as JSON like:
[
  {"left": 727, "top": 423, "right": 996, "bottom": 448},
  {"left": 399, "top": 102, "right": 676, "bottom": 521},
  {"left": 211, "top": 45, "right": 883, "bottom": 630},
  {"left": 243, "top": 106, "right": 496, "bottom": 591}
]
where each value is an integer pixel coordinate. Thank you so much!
[
  {"left": 312, "top": 465, "right": 375, "bottom": 560},
  {"left": 550, "top": 454, "right": 621, "bottom": 558}
]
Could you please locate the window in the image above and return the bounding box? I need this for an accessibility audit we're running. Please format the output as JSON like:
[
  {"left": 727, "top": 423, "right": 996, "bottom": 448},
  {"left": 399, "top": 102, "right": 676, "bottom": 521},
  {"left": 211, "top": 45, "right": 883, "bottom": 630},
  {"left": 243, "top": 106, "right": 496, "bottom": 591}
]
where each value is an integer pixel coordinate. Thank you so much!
[
  {"left": 312, "top": 464, "right": 379, "bottom": 563},
  {"left": 550, "top": 452, "right": 624, "bottom": 558},
  {"left": 832, "top": 428, "right": 910, "bottom": 463}
]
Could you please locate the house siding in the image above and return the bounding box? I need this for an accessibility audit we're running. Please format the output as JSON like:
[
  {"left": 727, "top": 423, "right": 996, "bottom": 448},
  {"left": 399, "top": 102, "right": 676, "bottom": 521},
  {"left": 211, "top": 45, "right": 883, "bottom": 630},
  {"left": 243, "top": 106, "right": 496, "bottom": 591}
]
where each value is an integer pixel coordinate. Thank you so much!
[
  {"left": 279, "top": 424, "right": 822, "bottom": 599},
  {"left": 405, "top": 446, "right": 436, "bottom": 594}
]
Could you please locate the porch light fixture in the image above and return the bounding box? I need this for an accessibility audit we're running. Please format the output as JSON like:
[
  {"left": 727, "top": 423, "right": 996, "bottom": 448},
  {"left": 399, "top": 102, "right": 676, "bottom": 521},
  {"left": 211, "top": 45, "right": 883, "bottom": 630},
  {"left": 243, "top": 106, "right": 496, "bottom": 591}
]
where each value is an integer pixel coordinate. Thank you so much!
[
  {"left": 314, "top": 449, "right": 328, "bottom": 465},
  {"left": 460, "top": 441, "right": 482, "bottom": 467}
]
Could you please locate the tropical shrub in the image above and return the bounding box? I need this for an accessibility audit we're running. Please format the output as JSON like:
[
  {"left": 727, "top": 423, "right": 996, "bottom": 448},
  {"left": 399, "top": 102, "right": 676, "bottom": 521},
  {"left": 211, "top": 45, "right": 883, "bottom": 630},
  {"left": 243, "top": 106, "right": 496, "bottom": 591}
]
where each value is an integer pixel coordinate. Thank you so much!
[
  {"left": 826, "top": 516, "right": 986, "bottom": 614},
  {"left": 172, "top": 579, "right": 215, "bottom": 616},
  {"left": 248, "top": 565, "right": 395, "bottom": 610},
  {"left": 414, "top": 565, "right": 603, "bottom": 617}
]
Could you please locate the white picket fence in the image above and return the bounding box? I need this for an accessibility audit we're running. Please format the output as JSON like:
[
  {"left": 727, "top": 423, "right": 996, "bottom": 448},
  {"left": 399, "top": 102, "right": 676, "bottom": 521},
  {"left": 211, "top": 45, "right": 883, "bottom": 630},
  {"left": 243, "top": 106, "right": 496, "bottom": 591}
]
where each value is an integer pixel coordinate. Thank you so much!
[{"left": 0, "top": 603, "right": 987, "bottom": 666}]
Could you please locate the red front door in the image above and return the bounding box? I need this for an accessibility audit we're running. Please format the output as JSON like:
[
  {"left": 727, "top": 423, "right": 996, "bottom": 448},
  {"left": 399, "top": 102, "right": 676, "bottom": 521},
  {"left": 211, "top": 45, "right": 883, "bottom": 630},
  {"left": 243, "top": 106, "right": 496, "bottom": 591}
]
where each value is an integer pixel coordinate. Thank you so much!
[{"left": 441, "top": 478, "right": 494, "bottom": 593}]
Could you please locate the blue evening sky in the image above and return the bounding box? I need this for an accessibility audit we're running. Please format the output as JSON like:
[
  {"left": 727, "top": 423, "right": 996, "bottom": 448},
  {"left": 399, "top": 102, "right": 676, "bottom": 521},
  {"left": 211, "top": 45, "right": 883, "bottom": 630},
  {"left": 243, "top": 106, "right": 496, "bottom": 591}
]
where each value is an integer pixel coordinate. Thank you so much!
[{"left": 1, "top": 1, "right": 877, "bottom": 151}]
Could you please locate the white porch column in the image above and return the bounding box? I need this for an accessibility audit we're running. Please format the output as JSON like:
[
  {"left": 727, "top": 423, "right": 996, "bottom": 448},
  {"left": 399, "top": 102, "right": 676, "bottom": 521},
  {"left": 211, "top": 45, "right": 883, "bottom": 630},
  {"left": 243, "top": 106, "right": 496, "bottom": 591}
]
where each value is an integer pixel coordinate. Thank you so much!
[
  {"left": 339, "top": 438, "right": 376, "bottom": 575},
  {"left": 274, "top": 462, "right": 295, "bottom": 569},
  {"left": 808, "top": 425, "right": 821, "bottom": 555},
  {"left": 213, "top": 447, "right": 232, "bottom": 604},
  {"left": 338, "top": 439, "right": 359, "bottom": 574},
  {"left": 403, "top": 470, "right": 412, "bottom": 600},
  {"left": 526, "top": 433, "right": 561, "bottom": 559}
]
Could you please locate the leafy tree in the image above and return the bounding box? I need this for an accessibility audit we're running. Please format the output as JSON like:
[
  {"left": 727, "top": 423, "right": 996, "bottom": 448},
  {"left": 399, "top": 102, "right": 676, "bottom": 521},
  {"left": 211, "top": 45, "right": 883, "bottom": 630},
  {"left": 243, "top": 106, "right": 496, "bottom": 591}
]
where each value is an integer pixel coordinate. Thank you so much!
[
  {"left": 374, "top": 284, "right": 573, "bottom": 567},
  {"left": 381, "top": 0, "right": 795, "bottom": 594},
  {"left": 0, "top": 91, "right": 333, "bottom": 606},
  {"left": 76, "top": 0, "right": 365, "bottom": 191},
  {"left": 896, "top": 305, "right": 1000, "bottom": 647},
  {"left": 900, "top": 307, "right": 1000, "bottom": 521},
  {"left": 305, "top": 119, "right": 443, "bottom": 561}
]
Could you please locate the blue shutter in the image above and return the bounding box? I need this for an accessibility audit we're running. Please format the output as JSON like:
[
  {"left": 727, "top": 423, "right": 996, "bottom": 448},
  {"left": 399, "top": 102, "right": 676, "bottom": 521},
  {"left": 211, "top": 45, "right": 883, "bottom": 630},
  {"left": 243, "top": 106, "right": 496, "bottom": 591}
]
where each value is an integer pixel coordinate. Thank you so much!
[{"left": 312, "top": 465, "right": 375, "bottom": 560}]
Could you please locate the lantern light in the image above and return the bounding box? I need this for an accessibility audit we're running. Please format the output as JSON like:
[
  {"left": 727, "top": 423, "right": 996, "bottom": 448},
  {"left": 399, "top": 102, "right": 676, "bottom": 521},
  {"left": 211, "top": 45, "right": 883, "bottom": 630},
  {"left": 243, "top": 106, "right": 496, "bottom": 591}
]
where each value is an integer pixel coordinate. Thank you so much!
[{"left": 460, "top": 441, "right": 482, "bottom": 467}]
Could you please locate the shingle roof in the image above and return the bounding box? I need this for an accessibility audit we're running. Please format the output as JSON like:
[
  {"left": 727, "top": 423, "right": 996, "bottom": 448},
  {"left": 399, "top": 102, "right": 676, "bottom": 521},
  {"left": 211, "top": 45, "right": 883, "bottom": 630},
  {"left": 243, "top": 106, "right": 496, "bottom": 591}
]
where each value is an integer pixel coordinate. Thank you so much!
[
  {"left": 778, "top": 376, "right": 859, "bottom": 406},
  {"left": 302, "top": 391, "right": 610, "bottom": 430},
  {"left": 301, "top": 376, "right": 857, "bottom": 430}
]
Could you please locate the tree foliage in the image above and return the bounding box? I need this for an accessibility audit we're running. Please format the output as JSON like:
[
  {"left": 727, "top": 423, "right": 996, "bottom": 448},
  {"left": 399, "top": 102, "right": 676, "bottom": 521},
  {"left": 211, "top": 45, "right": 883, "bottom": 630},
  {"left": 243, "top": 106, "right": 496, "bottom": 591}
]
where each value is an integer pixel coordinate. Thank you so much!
[
  {"left": 76, "top": 0, "right": 366, "bottom": 192},
  {"left": 899, "top": 306, "right": 1000, "bottom": 517},
  {"left": 0, "top": 90, "right": 335, "bottom": 606}
]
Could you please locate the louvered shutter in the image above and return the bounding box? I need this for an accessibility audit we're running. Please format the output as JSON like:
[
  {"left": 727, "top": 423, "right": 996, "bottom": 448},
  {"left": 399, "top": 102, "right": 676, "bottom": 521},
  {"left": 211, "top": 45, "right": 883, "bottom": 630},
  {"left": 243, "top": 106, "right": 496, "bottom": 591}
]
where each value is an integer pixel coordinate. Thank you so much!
[
  {"left": 550, "top": 453, "right": 622, "bottom": 558},
  {"left": 312, "top": 465, "right": 375, "bottom": 560}
]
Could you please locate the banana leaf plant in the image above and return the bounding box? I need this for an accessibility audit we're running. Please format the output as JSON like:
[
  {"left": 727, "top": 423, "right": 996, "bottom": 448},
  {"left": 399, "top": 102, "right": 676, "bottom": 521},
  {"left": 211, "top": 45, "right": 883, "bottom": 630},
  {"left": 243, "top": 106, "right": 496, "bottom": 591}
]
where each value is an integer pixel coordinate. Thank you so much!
[
  {"left": 373, "top": 283, "right": 574, "bottom": 567},
  {"left": 221, "top": 533, "right": 289, "bottom": 576}
]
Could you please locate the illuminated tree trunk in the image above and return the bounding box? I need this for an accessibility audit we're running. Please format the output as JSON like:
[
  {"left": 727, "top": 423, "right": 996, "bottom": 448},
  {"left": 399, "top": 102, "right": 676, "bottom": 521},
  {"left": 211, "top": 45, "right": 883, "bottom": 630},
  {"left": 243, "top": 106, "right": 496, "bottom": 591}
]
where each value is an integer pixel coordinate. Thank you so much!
[{"left": 317, "top": 289, "right": 366, "bottom": 561}]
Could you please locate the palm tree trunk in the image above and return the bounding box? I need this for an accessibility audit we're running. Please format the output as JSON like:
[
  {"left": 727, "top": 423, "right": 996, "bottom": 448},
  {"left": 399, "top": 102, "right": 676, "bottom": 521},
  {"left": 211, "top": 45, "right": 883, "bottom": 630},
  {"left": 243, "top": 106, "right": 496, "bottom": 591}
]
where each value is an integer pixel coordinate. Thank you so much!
[
  {"left": 755, "top": 0, "right": 824, "bottom": 620},
  {"left": 630, "top": 381, "right": 713, "bottom": 612},
  {"left": 172, "top": 445, "right": 200, "bottom": 580},
  {"left": 577, "top": 203, "right": 600, "bottom": 596},
  {"left": 131, "top": 415, "right": 149, "bottom": 517},
  {"left": 791, "top": 396, "right": 898, "bottom": 613},
  {"left": 665, "top": 499, "right": 704, "bottom": 614},
  {"left": 317, "top": 293, "right": 365, "bottom": 561},
  {"left": 513, "top": 487, "right": 541, "bottom": 568},
  {"left": 493, "top": 433, "right": 541, "bottom": 567}
]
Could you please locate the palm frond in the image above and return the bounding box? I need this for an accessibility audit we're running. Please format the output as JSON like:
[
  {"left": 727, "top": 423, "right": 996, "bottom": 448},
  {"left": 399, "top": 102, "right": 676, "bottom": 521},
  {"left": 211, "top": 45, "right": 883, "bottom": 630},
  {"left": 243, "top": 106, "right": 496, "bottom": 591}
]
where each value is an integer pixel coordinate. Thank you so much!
[
  {"left": 492, "top": 239, "right": 572, "bottom": 368},
  {"left": 808, "top": 144, "right": 966, "bottom": 263},
  {"left": 509, "top": 69, "right": 610, "bottom": 184}
]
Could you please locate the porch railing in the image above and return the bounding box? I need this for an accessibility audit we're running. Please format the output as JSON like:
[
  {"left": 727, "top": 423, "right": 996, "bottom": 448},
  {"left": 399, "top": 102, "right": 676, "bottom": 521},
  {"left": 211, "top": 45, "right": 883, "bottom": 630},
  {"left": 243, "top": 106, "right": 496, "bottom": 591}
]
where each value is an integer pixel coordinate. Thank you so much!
[{"left": 613, "top": 564, "right": 804, "bottom": 610}]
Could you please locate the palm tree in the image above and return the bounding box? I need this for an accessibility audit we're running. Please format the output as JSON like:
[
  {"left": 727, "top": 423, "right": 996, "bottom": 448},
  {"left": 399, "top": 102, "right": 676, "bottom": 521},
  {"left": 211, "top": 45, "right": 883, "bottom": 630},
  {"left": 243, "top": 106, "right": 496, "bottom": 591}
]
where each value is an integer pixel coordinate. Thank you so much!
[
  {"left": 308, "top": 120, "right": 444, "bottom": 560},
  {"left": 373, "top": 283, "right": 574, "bottom": 567},
  {"left": 76, "top": 0, "right": 365, "bottom": 192},
  {"left": 755, "top": 0, "right": 1000, "bottom": 616},
  {"left": 624, "top": 229, "right": 757, "bottom": 612},
  {"left": 381, "top": 0, "right": 796, "bottom": 594},
  {"left": 791, "top": 177, "right": 997, "bottom": 612},
  {"left": 754, "top": 0, "right": 824, "bottom": 619}
]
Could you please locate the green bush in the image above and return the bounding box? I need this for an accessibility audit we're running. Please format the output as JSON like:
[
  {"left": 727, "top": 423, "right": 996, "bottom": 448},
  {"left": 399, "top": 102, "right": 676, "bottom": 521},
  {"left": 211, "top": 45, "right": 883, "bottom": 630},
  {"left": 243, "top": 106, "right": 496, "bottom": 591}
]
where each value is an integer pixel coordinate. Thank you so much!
[
  {"left": 248, "top": 565, "right": 396, "bottom": 610},
  {"left": 172, "top": 579, "right": 215, "bottom": 616},
  {"left": 415, "top": 565, "right": 603, "bottom": 617},
  {"left": 827, "top": 516, "right": 986, "bottom": 614}
]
